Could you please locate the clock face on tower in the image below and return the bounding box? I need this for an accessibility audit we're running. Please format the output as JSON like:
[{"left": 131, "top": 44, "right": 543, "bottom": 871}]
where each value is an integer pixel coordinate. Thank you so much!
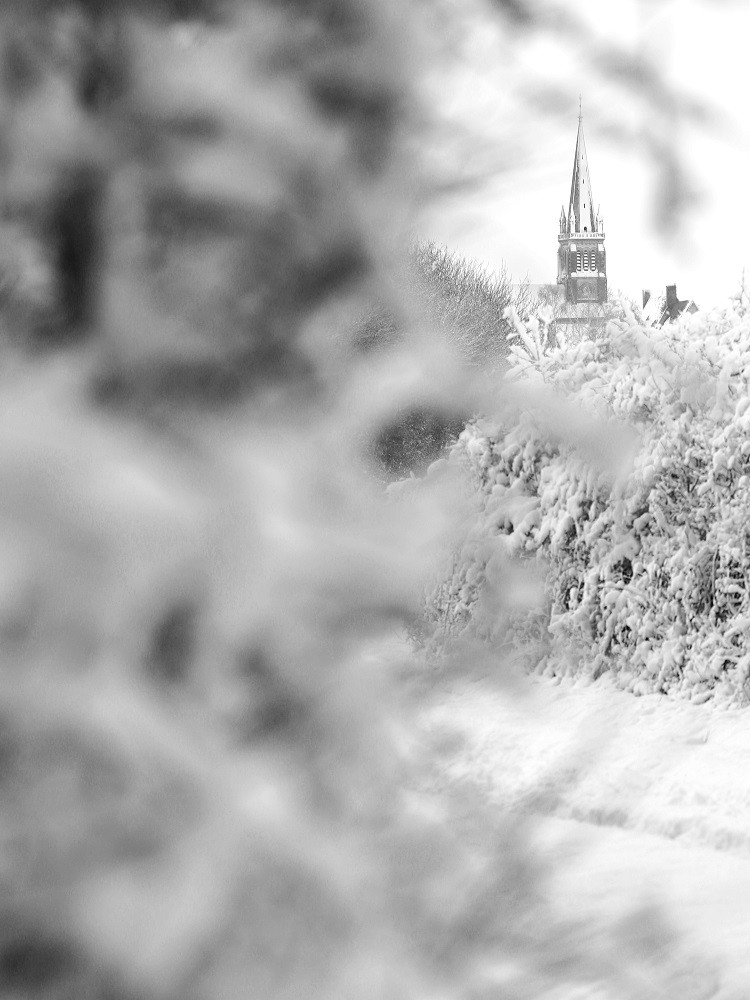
[{"left": 577, "top": 279, "right": 596, "bottom": 302}]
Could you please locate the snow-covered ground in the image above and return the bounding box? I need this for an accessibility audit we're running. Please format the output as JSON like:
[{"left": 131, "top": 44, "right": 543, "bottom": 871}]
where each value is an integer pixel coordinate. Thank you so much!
[{"left": 419, "top": 669, "right": 750, "bottom": 995}]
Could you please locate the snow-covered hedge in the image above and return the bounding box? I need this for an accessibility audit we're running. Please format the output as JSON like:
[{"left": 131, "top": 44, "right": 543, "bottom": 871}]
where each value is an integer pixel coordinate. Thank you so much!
[{"left": 430, "top": 296, "right": 750, "bottom": 704}]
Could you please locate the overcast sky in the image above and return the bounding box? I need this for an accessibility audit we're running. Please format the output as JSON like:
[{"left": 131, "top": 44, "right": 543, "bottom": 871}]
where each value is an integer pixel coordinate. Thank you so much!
[{"left": 419, "top": 0, "right": 750, "bottom": 309}]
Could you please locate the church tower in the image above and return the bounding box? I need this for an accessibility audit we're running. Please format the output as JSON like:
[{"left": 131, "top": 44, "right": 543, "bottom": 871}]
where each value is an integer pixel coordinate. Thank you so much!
[{"left": 557, "top": 106, "right": 607, "bottom": 304}]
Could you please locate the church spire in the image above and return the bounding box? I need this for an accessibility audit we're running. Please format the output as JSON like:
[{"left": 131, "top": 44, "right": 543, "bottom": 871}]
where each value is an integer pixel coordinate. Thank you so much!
[
  {"left": 567, "top": 105, "right": 597, "bottom": 235},
  {"left": 556, "top": 102, "right": 607, "bottom": 305}
]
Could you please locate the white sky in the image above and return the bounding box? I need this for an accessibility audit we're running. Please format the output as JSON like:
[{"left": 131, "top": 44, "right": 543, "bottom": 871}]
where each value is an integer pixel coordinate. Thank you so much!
[{"left": 419, "top": 0, "right": 750, "bottom": 309}]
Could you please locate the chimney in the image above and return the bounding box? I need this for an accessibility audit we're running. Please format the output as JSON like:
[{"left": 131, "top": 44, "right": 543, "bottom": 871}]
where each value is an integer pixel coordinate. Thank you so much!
[
  {"left": 666, "top": 284, "right": 677, "bottom": 310},
  {"left": 642, "top": 289, "right": 651, "bottom": 308}
]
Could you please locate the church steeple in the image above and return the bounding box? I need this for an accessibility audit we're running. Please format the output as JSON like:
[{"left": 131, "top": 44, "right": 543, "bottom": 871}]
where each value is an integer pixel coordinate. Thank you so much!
[
  {"left": 557, "top": 103, "right": 607, "bottom": 304},
  {"left": 568, "top": 108, "right": 596, "bottom": 235}
]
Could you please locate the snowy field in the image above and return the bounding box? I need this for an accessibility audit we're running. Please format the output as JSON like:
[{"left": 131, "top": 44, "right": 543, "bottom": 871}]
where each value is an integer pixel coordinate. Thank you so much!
[{"left": 417, "top": 666, "right": 750, "bottom": 996}]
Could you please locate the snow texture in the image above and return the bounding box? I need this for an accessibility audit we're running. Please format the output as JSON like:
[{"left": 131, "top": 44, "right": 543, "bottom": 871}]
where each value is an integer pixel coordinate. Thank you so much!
[{"left": 421, "top": 668, "right": 750, "bottom": 997}]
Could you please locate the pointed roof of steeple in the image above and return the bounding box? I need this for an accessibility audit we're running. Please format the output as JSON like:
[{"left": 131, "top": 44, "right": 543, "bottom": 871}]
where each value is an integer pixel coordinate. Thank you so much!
[{"left": 568, "top": 105, "right": 597, "bottom": 235}]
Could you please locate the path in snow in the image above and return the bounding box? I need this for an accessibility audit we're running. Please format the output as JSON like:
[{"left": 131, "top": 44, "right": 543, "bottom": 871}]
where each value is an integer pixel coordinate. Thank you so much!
[{"left": 418, "top": 670, "right": 750, "bottom": 995}]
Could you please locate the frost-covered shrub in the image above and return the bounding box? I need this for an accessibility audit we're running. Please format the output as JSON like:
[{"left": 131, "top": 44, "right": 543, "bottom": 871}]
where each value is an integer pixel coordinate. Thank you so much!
[
  {"left": 431, "top": 300, "right": 750, "bottom": 704},
  {"left": 408, "top": 241, "right": 535, "bottom": 371},
  {"left": 357, "top": 243, "right": 534, "bottom": 477},
  {"left": 355, "top": 241, "right": 530, "bottom": 370}
]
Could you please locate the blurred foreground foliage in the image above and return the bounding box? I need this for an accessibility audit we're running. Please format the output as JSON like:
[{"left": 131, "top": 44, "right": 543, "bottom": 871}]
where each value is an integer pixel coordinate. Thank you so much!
[{"left": 0, "top": 3, "right": 727, "bottom": 1000}]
